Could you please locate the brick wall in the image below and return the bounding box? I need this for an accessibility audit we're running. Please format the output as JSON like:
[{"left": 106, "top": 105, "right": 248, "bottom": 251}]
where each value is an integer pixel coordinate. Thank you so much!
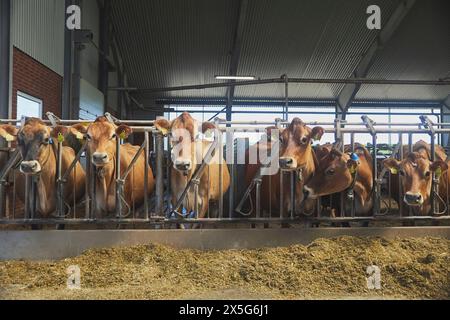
[{"left": 12, "top": 47, "right": 62, "bottom": 118}]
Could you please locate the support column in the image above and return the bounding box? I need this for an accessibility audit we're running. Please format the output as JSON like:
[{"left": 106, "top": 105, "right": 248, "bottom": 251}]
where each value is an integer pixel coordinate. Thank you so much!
[{"left": 0, "top": 0, "right": 11, "bottom": 119}]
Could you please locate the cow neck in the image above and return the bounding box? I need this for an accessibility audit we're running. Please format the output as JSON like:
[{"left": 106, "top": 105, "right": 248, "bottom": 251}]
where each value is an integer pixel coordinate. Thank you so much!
[
  {"left": 34, "top": 144, "right": 58, "bottom": 215},
  {"left": 298, "top": 144, "right": 316, "bottom": 183}
]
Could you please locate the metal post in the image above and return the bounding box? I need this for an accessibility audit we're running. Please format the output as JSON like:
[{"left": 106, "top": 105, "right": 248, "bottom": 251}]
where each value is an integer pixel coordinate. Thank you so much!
[
  {"left": 216, "top": 120, "right": 224, "bottom": 219},
  {"left": 0, "top": 0, "right": 11, "bottom": 120},
  {"left": 115, "top": 138, "right": 122, "bottom": 218},
  {"left": 398, "top": 133, "right": 403, "bottom": 216},
  {"left": 283, "top": 75, "right": 289, "bottom": 121},
  {"left": 290, "top": 171, "right": 295, "bottom": 219},
  {"left": 155, "top": 131, "right": 164, "bottom": 217},
  {"left": 279, "top": 172, "right": 284, "bottom": 218},
  {"left": 255, "top": 178, "right": 261, "bottom": 218},
  {"left": 63, "top": 0, "right": 73, "bottom": 119},
  {"left": 57, "top": 141, "right": 65, "bottom": 217}
]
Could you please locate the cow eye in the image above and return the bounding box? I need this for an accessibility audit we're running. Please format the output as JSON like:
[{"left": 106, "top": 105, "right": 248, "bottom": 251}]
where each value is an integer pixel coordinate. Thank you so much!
[
  {"left": 86, "top": 134, "right": 92, "bottom": 141},
  {"left": 425, "top": 171, "right": 431, "bottom": 177},
  {"left": 301, "top": 137, "right": 308, "bottom": 144},
  {"left": 42, "top": 138, "right": 50, "bottom": 145},
  {"left": 111, "top": 133, "right": 117, "bottom": 140},
  {"left": 325, "top": 168, "right": 335, "bottom": 176}
]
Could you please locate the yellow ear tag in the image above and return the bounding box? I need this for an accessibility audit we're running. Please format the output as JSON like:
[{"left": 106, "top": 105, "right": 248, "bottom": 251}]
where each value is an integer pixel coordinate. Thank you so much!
[
  {"left": 390, "top": 168, "right": 398, "bottom": 175},
  {"left": 435, "top": 167, "right": 442, "bottom": 178},
  {"left": 75, "top": 132, "right": 84, "bottom": 140},
  {"left": 159, "top": 128, "right": 169, "bottom": 136},
  {"left": 349, "top": 165, "right": 357, "bottom": 174},
  {"left": 57, "top": 132, "right": 65, "bottom": 143},
  {"left": 119, "top": 131, "right": 127, "bottom": 140},
  {"left": 4, "top": 134, "right": 14, "bottom": 142},
  {"left": 313, "top": 134, "right": 320, "bottom": 141}
]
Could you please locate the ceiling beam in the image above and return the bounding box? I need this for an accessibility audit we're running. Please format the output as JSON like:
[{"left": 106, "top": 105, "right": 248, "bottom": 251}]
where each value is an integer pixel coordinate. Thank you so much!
[
  {"left": 225, "top": 0, "right": 248, "bottom": 122},
  {"left": 337, "top": 0, "right": 416, "bottom": 117}
]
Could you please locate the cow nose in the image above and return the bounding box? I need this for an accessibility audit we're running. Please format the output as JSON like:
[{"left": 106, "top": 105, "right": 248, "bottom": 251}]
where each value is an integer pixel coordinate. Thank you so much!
[
  {"left": 175, "top": 160, "right": 192, "bottom": 171},
  {"left": 279, "top": 157, "right": 294, "bottom": 169},
  {"left": 92, "top": 153, "right": 109, "bottom": 165},
  {"left": 404, "top": 192, "right": 423, "bottom": 205},
  {"left": 20, "top": 161, "right": 41, "bottom": 175}
]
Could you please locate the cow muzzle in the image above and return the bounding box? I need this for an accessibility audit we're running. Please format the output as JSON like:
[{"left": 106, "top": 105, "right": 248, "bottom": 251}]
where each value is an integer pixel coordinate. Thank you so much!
[
  {"left": 279, "top": 157, "right": 297, "bottom": 170},
  {"left": 174, "top": 159, "right": 192, "bottom": 172},
  {"left": 92, "top": 152, "right": 110, "bottom": 166},
  {"left": 20, "top": 161, "right": 41, "bottom": 175},
  {"left": 404, "top": 192, "right": 423, "bottom": 206}
]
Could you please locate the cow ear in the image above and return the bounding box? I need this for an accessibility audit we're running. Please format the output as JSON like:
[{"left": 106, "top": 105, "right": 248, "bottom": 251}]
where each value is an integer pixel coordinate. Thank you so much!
[
  {"left": 0, "top": 125, "right": 18, "bottom": 142},
  {"left": 311, "top": 126, "right": 325, "bottom": 141},
  {"left": 347, "top": 159, "right": 359, "bottom": 174},
  {"left": 116, "top": 125, "right": 133, "bottom": 140},
  {"left": 201, "top": 122, "right": 217, "bottom": 134},
  {"left": 51, "top": 126, "right": 70, "bottom": 142},
  {"left": 383, "top": 158, "right": 400, "bottom": 175},
  {"left": 430, "top": 160, "right": 448, "bottom": 176},
  {"left": 154, "top": 119, "right": 171, "bottom": 136}
]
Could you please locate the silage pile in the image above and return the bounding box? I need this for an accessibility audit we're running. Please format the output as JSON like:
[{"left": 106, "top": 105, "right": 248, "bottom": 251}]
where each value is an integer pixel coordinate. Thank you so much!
[{"left": 0, "top": 236, "right": 449, "bottom": 300}]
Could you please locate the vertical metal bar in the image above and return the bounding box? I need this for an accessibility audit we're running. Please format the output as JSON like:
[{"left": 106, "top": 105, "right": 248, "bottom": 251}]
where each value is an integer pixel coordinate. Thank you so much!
[
  {"left": 155, "top": 131, "right": 164, "bottom": 218},
  {"left": 350, "top": 133, "right": 355, "bottom": 218},
  {"left": 279, "top": 171, "right": 284, "bottom": 218},
  {"left": 284, "top": 75, "right": 289, "bottom": 121},
  {"left": 290, "top": 171, "right": 295, "bottom": 219},
  {"left": 24, "top": 175, "right": 30, "bottom": 219},
  {"left": 372, "top": 133, "right": 379, "bottom": 216},
  {"left": 141, "top": 132, "right": 148, "bottom": 218},
  {"left": 255, "top": 179, "right": 261, "bottom": 219},
  {"left": 30, "top": 176, "right": 36, "bottom": 219},
  {"left": 115, "top": 138, "right": 122, "bottom": 218},
  {"left": 57, "top": 141, "right": 64, "bottom": 217},
  {"left": 430, "top": 132, "right": 436, "bottom": 215},
  {"left": 398, "top": 133, "right": 403, "bottom": 216},
  {"left": 217, "top": 122, "right": 224, "bottom": 219},
  {"left": 408, "top": 133, "right": 413, "bottom": 216},
  {"left": 62, "top": 0, "right": 73, "bottom": 119},
  {"left": 194, "top": 183, "right": 199, "bottom": 219},
  {"left": 227, "top": 129, "right": 234, "bottom": 218}
]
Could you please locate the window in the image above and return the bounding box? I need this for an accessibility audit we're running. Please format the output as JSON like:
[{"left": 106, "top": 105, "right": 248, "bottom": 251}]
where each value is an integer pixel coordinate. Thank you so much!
[{"left": 16, "top": 92, "right": 43, "bottom": 120}]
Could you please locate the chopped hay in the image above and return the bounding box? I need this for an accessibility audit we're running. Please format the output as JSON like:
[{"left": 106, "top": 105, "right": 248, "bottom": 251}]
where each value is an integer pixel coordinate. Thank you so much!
[{"left": 0, "top": 236, "right": 449, "bottom": 300}]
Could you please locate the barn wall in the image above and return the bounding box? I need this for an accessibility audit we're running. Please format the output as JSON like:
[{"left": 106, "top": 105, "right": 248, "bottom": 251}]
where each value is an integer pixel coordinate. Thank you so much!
[
  {"left": 12, "top": 47, "right": 62, "bottom": 118},
  {"left": 11, "top": 0, "right": 65, "bottom": 76}
]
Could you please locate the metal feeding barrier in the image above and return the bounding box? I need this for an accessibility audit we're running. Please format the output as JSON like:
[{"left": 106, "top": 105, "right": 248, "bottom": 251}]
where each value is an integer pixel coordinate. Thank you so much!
[{"left": 0, "top": 113, "right": 450, "bottom": 227}]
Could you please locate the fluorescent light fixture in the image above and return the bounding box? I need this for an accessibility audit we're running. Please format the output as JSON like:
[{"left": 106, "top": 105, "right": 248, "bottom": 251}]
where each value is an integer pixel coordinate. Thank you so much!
[{"left": 215, "top": 75, "right": 256, "bottom": 80}]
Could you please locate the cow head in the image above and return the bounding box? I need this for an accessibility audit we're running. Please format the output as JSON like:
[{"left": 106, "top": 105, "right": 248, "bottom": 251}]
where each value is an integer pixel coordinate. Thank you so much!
[
  {"left": 278, "top": 118, "right": 324, "bottom": 170},
  {"left": 71, "top": 117, "right": 132, "bottom": 167},
  {"left": 155, "top": 112, "right": 216, "bottom": 174},
  {"left": 383, "top": 152, "right": 448, "bottom": 208},
  {"left": 13, "top": 118, "right": 53, "bottom": 175},
  {"left": 305, "top": 147, "right": 359, "bottom": 199}
]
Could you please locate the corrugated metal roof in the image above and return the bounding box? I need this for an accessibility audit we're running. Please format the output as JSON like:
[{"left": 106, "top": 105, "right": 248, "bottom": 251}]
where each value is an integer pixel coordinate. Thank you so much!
[
  {"left": 356, "top": 0, "right": 450, "bottom": 101},
  {"left": 110, "top": 0, "right": 448, "bottom": 103},
  {"left": 111, "top": 0, "right": 240, "bottom": 99}
]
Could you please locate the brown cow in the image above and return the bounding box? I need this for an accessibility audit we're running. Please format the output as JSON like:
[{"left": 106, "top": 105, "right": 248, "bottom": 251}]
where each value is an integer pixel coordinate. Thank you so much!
[
  {"left": 305, "top": 143, "right": 374, "bottom": 216},
  {"left": 70, "top": 117, "right": 155, "bottom": 215},
  {"left": 383, "top": 142, "right": 448, "bottom": 215},
  {"left": 155, "top": 112, "right": 230, "bottom": 218},
  {"left": 0, "top": 119, "right": 85, "bottom": 217},
  {"left": 244, "top": 118, "right": 324, "bottom": 217}
]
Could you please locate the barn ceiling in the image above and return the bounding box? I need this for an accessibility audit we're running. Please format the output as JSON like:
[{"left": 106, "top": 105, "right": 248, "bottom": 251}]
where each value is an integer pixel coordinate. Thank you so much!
[{"left": 110, "top": 0, "right": 450, "bottom": 106}]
